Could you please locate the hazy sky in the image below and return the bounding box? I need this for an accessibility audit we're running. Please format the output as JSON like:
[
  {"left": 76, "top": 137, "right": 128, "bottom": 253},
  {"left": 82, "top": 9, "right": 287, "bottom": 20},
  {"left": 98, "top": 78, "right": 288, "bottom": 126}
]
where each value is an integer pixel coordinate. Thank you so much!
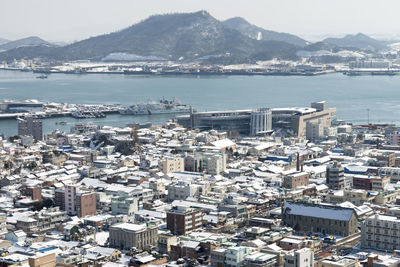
[{"left": 2, "top": 0, "right": 400, "bottom": 42}]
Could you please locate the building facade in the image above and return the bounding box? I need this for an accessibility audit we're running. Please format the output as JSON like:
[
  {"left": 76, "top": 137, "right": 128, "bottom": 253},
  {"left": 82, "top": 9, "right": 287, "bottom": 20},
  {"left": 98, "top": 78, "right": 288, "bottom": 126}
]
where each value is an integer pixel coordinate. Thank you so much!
[
  {"left": 250, "top": 108, "right": 272, "bottom": 136},
  {"left": 282, "top": 202, "right": 358, "bottom": 236},
  {"left": 178, "top": 108, "right": 272, "bottom": 135},
  {"left": 326, "top": 162, "right": 345, "bottom": 189},
  {"left": 284, "top": 248, "right": 314, "bottom": 267},
  {"left": 185, "top": 151, "right": 226, "bottom": 175},
  {"left": 166, "top": 206, "right": 202, "bottom": 235},
  {"left": 111, "top": 196, "right": 138, "bottom": 216},
  {"left": 361, "top": 214, "right": 400, "bottom": 251},
  {"left": 63, "top": 184, "right": 96, "bottom": 217},
  {"left": 76, "top": 191, "right": 97, "bottom": 218},
  {"left": 17, "top": 116, "right": 43, "bottom": 141},
  {"left": 283, "top": 172, "right": 309, "bottom": 189},
  {"left": 109, "top": 223, "right": 158, "bottom": 250},
  {"left": 160, "top": 156, "right": 185, "bottom": 174}
]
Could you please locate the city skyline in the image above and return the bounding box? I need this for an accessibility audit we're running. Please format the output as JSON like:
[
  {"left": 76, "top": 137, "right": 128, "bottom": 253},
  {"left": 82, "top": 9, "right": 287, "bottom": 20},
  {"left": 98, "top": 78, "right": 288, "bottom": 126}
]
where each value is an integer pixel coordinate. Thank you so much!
[{"left": 2, "top": 0, "right": 400, "bottom": 42}]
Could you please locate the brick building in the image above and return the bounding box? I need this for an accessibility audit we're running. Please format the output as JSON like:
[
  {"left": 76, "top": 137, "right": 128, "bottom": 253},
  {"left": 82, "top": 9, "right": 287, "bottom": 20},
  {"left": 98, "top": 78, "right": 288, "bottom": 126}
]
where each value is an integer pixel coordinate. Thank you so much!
[
  {"left": 283, "top": 172, "right": 309, "bottom": 189},
  {"left": 76, "top": 192, "right": 97, "bottom": 218},
  {"left": 282, "top": 202, "right": 358, "bottom": 236},
  {"left": 167, "top": 205, "right": 202, "bottom": 235},
  {"left": 21, "top": 186, "right": 42, "bottom": 201}
]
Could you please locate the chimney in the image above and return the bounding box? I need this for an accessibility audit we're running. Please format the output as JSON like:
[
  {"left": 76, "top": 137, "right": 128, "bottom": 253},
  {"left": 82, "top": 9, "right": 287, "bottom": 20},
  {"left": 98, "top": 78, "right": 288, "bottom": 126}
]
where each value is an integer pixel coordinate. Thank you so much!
[
  {"left": 190, "top": 106, "right": 194, "bottom": 128},
  {"left": 296, "top": 153, "right": 300, "bottom": 171}
]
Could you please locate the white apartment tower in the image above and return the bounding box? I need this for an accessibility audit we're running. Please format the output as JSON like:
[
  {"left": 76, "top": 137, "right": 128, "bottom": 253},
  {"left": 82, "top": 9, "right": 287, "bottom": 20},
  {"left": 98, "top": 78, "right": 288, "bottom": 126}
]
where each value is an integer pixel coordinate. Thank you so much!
[{"left": 250, "top": 108, "right": 272, "bottom": 136}]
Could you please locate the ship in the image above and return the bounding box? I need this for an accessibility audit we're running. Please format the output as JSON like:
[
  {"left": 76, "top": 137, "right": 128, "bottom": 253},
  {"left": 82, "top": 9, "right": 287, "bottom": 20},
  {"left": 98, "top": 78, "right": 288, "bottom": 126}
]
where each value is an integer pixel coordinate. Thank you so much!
[{"left": 120, "top": 98, "right": 192, "bottom": 115}]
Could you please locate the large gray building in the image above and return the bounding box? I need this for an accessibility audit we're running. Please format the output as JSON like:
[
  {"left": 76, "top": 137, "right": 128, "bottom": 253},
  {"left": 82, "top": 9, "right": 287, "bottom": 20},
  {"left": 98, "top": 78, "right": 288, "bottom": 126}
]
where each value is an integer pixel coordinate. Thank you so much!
[
  {"left": 177, "top": 108, "right": 272, "bottom": 136},
  {"left": 282, "top": 202, "right": 358, "bottom": 236},
  {"left": 177, "top": 102, "right": 336, "bottom": 137},
  {"left": 17, "top": 116, "right": 43, "bottom": 141},
  {"left": 109, "top": 223, "right": 158, "bottom": 250}
]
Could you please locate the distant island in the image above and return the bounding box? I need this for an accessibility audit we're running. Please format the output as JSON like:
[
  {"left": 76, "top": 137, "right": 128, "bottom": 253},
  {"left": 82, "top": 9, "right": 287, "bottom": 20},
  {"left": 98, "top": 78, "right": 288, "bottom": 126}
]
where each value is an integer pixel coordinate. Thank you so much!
[{"left": 0, "top": 11, "right": 395, "bottom": 65}]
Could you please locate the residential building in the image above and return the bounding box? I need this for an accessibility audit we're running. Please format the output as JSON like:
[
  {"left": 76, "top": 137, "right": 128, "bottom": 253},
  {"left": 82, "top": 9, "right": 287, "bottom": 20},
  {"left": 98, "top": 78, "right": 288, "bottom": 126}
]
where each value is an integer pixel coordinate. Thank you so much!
[
  {"left": 160, "top": 156, "right": 185, "bottom": 174},
  {"left": 390, "top": 131, "right": 400, "bottom": 146},
  {"left": 76, "top": 191, "right": 97, "bottom": 218},
  {"left": 326, "top": 161, "right": 345, "bottom": 189},
  {"left": 225, "top": 246, "right": 253, "bottom": 267},
  {"left": 21, "top": 186, "right": 42, "bottom": 201},
  {"left": 166, "top": 205, "right": 202, "bottom": 235},
  {"left": 64, "top": 184, "right": 77, "bottom": 215},
  {"left": 5, "top": 230, "right": 27, "bottom": 243},
  {"left": 17, "top": 116, "right": 43, "bottom": 141},
  {"left": 353, "top": 175, "right": 390, "bottom": 191},
  {"left": 284, "top": 248, "right": 314, "bottom": 267},
  {"left": 283, "top": 171, "right": 309, "bottom": 189},
  {"left": 315, "top": 257, "right": 359, "bottom": 267},
  {"left": 158, "top": 232, "right": 178, "bottom": 254},
  {"left": 168, "top": 181, "right": 205, "bottom": 201},
  {"left": 28, "top": 252, "right": 56, "bottom": 267},
  {"left": 361, "top": 214, "right": 400, "bottom": 251},
  {"left": 244, "top": 252, "right": 278, "bottom": 267},
  {"left": 185, "top": 151, "right": 226, "bottom": 175},
  {"left": 16, "top": 207, "right": 67, "bottom": 236},
  {"left": 111, "top": 195, "right": 138, "bottom": 216},
  {"left": 306, "top": 120, "right": 323, "bottom": 141},
  {"left": 64, "top": 184, "right": 96, "bottom": 217},
  {"left": 211, "top": 248, "right": 226, "bottom": 267}
]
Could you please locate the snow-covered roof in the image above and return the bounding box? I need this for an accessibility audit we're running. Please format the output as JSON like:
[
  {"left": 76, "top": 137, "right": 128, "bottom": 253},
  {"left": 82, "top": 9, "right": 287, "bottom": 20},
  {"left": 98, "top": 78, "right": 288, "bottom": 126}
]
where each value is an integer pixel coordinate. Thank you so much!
[
  {"left": 283, "top": 202, "right": 355, "bottom": 221},
  {"left": 211, "top": 138, "right": 235, "bottom": 149}
]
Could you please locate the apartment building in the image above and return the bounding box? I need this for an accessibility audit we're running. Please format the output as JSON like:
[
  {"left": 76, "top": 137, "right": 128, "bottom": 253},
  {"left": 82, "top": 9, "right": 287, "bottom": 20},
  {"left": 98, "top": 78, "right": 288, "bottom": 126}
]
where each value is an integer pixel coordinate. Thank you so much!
[
  {"left": 111, "top": 196, "right": 138, "bottom": 216},
  {"left": 185, "top": 151, "right": 227, "bottom": 175},
  {"left": 353, "top": 175, "right": 390, "bottom": 191},
  {"left": 361, "top": 214, "right": 400, "bottom": 251},
  {"left": 76, "top": 191, "right": 97, "bottom": 218},
  {"left": 284, "top": 248, "right": 314, "bottom": 267},
  {"left": 17, "top": 116, "right": 43, "bottom": 141},
  {"left": 63, "top": 184, "right": 96, "bottom": 217},
  {"left": 166, "top": 205, "right": 202, "bottom": 235},
  {"left": 160, "top": 156, "right": 184, "bottom": 174},
  {"left": 244, "top": 252, "right": 278, "bottom": 267},
  {"left": 168, "top": 181, "right": 206, "bottom": 201},
  {"left": 16, "top": 207, "right": 67, "bottom": 236},
  {"left": 326, "top": 161, "right": 345, "bottom": 189}
]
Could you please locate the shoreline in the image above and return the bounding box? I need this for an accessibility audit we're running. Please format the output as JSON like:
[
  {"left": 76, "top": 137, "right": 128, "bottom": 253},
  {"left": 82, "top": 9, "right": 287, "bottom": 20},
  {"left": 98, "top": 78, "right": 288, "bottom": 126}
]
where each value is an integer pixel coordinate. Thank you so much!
[{"left": 1, "top": 67, "right": 334, "bottom": 77}]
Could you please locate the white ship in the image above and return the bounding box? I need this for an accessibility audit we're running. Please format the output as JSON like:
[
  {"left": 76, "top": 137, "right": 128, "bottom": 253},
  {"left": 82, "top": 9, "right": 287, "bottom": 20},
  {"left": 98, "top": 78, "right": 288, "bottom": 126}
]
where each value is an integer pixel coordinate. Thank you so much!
[{"left": 120, "top": 98, "right": 192, "bottom": 115}]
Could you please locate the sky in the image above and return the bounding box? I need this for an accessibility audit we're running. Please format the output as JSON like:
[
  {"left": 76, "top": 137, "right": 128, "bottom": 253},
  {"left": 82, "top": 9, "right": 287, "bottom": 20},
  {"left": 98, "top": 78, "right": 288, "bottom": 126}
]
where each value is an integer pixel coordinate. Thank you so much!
[{"left": 1, "top": 0, "right": 400, "bottom": 43}]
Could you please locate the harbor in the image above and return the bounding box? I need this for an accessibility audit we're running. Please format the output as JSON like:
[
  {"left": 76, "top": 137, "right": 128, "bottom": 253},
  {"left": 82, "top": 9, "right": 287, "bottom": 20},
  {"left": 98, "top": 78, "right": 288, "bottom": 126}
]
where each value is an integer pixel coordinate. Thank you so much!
[{"left": 0, "top": 98, "right": 192, "bottom": 121}]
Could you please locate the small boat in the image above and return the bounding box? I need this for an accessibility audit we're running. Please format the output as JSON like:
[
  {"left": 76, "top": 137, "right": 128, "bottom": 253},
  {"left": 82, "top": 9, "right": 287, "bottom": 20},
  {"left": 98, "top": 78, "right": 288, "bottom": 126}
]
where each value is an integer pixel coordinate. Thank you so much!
[{"left": 36, "top": 75, "right": 48, "bottom": 79}]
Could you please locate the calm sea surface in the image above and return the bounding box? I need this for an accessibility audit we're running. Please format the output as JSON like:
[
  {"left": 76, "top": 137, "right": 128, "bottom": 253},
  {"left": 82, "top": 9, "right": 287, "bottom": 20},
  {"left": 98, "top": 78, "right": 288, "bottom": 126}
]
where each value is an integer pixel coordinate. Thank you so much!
[{"left": 0, "top": 69, "right": 399, "bottom": 136}]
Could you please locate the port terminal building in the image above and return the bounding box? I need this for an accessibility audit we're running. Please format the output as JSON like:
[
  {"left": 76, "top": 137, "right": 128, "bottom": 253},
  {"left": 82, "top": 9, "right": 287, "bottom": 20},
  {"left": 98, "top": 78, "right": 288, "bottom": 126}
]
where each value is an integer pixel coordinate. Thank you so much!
[{"left": 177, "top": 101, "right": 336, "bottom": 137}]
